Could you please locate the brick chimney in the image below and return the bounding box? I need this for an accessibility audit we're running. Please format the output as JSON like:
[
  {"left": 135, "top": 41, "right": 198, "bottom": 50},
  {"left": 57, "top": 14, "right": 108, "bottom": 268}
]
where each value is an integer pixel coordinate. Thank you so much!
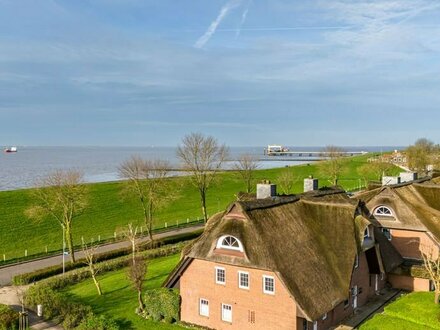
[
  {"left": 304, "top": 176, "right": 318, "bottom": 192},
  {"left": 256, "top": 181, "right": 277, "bottom": 199}
]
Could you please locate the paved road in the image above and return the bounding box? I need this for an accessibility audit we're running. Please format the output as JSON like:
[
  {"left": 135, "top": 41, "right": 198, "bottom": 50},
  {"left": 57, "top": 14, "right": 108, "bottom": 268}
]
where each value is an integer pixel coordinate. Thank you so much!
[{"left": 0, "top": 224, "right": 203, "bottom": 286}]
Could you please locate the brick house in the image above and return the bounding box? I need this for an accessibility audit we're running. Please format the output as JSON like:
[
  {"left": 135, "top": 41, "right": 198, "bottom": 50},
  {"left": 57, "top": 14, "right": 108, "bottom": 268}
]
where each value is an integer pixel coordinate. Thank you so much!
[
  {"left": 165, "top": 185, "right": 398, "bottom": 330},
  {"left": 355, "top": 176, "right": 440, "bottom": 292}
]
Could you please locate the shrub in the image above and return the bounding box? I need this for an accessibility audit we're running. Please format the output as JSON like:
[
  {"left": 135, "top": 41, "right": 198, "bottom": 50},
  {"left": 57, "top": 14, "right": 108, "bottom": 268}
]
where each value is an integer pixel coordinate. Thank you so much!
[
  {"left": 24, "top": 284, "right": 64, "bottom": 320},
  {"left": 75, "top": 313, "right": 119, "bottom": 330},
  {"left": 142, "top": 288, "right": 180, "bottom": 323},
  {"left": 0, "top": 304, "right": 19, "bottom": 330}
]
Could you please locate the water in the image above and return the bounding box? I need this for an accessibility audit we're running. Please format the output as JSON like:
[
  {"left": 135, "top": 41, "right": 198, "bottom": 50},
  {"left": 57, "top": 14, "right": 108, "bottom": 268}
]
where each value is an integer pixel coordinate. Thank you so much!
[{"left": 0, "top": 146, "right": 402, "bottom": 191}]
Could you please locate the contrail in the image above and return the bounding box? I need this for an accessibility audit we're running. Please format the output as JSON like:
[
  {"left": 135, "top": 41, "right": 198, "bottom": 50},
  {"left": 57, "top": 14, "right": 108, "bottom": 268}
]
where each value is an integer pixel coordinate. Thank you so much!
[
  {"left": 236, "top": 0, "right": 252, "bottom": 38},
  {"left": 194, "top": 0, "right": 242, "bottom": 49}
]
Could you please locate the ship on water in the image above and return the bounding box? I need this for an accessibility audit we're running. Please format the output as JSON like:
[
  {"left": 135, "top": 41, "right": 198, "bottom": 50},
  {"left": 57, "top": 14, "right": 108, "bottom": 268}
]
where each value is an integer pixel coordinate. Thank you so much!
[{"left": 4, "top": 146, "right": 17, "bottom": 153}]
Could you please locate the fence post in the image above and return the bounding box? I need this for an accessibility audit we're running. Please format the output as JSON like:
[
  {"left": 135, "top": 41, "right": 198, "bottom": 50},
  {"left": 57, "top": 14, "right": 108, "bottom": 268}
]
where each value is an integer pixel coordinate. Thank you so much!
[
  {"left": 177, "top": 220, "right": 179, "bottom": 228},
  {"left": 3, "top": 254, "right": 5, "bottom": 262},
  {"left": 165, "top": 222, "right": 167, "bottom": 228},
  {"left": 98, "top": 235, "right": 101, "bottom": 242},
  {"left": 25, "top": 250, "right": 27, "bottom": 257},
  {"left": 114, "top": 232, "right": 117, "bottom": 239},
  {"left": 187, "top": 218, "right": 189, "bottom": 224},
  {"left": 45, "top": 246, "right": 48, "bottom": 254}
]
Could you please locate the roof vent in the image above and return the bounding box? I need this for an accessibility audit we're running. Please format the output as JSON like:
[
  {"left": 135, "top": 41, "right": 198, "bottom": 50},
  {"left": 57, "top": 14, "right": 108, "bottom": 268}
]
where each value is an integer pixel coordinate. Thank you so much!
[
  {"left": 304, "top": 176, "right": 318, "bottom": 192},
  {"left": 256, "top": 183, "right": 276, "bottom": 199},
  {"left": 400, "top": 172, "right": 418, "bottom": 183}
]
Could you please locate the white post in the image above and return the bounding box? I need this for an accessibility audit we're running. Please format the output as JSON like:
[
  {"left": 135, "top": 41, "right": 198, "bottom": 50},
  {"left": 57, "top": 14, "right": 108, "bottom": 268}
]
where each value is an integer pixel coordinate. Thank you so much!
[
  {"left": 165, "top": 222, "right": 167, "bottom": 228},
  {"left": 98, "top": 235, "right": 100, "bottom": 242},
  {"left": 2, "top": 254, "right": 5, "bottom": 262},
  {"left": 187, "top": 218, "right": 189, "bottom": 224},
  {"left": 62, "top": 224, "right": 65, "bottom": 275},
  {"left": 25, "top": 250, "right": 27, "bottom": 257}
]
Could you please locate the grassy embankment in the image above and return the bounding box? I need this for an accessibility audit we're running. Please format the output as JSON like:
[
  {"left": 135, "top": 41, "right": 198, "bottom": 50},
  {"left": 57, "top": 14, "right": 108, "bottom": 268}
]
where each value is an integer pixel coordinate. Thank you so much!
[
  {"left": 63, "top": 253, "right": 184, "bottom": 330},
  {"left": 0, "top": 154, "right": 400, "bottom": 260},
  {"left": 360, "top": 292, "right": 440, "bottom": 330}
]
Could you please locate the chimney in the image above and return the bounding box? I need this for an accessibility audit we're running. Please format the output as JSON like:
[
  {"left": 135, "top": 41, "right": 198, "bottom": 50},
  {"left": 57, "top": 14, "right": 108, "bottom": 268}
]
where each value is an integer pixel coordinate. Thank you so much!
[
  {"left": 304, "top": 176, "right": 319, "bottom": 192},
  {"left": 382, "top": 176, "right": 400, "bottom": 186},
  {"left": 400, "top": 172, "right": 418, "bottom": 183},
  {"left": 256, "top": 181, "right": 277, "bottom": 199}
]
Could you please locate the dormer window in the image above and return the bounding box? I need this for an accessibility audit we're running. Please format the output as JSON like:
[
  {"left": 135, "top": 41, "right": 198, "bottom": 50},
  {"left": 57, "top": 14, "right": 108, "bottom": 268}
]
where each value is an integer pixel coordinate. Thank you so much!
[
  {"left": 364, "top": 227, "right": 370, "bottom": 239},
  {"left": 216, "top": 235, "right": 244, "bottom": 252},
  {"left": 373, "top": 206, "right": 394, "bottom": 217}
]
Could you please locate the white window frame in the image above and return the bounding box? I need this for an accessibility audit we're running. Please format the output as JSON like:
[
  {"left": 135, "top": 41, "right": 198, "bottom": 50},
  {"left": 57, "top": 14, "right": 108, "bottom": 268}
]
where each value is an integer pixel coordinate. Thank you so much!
[
  {"left": 215, "top": 266, "right": 226, "bottom": 285},
  {"left": 364, "top": 227, "right": 370, "bottom": 239},
  {"left": 322, "top": 313, "right": 327, "bottom": 320},
  {"left": 313, "top": 321, "right": 318, "bottom": 330},
  {"left": 238, "top": 271, "right": 250, "bottom": 290},
  {"left": 354, "top": 254, "right": 359, "bottom": 269},
  {"left": 263, "top": 275, "right": 275, "bottom": 295},
  {"left": 221, "top": 303, "right": 232, "bottom": 323},
  {"left": 373, "top": 206, "right": 394, "bottom": 217},
  {"left": 199, "top": 298, "right": 209, "bottom": 317},
  {"left": 216, "top": 235, "right": 244, "bottom": 252}
]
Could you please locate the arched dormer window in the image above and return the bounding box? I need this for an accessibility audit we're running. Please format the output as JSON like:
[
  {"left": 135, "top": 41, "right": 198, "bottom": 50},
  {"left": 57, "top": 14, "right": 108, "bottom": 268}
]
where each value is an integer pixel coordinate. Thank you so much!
[
  {"left": 216, "top": 235, "right": 244, "bottom": 252},
  {"left": 364, "top": 227, "right": 370, "bottom": 239},
  {"left": 373, "top": 206, "right": 394, "bottom": 217}
]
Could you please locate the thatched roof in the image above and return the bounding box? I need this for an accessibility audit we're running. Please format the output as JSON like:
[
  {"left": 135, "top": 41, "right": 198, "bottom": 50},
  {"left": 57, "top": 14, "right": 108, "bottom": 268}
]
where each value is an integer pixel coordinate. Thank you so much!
[
  {"left": 166, "top": 189, "right": 366, "bottom": 321},
  {"left": 355, "top": 179, "right": 440, "bottom": 241}
]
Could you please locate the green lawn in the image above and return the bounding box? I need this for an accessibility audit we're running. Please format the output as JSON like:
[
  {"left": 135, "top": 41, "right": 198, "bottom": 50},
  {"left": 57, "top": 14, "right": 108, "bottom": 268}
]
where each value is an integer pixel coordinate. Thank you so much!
[
  {"left": 0, "top": 154, "right": 399, "bottom": 260},
  {"left": 360, "top": 292, "right": 440, "bottom": 330},
  {"left": 63, "top": 253, "right": 185, "bottom": 330}
]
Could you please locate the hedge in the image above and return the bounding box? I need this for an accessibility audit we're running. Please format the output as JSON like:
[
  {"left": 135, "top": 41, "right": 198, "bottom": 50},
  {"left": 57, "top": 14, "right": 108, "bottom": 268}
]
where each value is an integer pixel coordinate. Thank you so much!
[
  {"left": 24, "top": 284, "right": 118, "bottom": 330},
  {"left": 13, "top": 230, "right": 201, "bottom": 285},
  {"left": 0, "top": 304, "right": 19, "bottom": 330},
  {"left": 15, "top": 240, "right": 188, "bottom": 289}
]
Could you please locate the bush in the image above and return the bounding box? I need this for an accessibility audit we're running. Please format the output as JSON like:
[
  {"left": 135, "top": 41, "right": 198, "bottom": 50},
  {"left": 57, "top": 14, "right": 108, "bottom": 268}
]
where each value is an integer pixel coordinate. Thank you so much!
[
  {"left": 0, "top": 304, "right": 19, "bottom": 330},
  {"left": 75, "top": 313, "right": 119, "bottom": 330},
  {"left": 12, "top": 232, "right": 200, "bottom": 285},
  {"left": 142, "top": 288, "right": 180, "bottom": 323}
]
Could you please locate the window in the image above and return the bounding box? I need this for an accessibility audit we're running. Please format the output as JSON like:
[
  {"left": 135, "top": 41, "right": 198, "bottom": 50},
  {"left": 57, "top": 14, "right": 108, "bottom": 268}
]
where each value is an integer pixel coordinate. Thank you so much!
[
  {"left": 354, "top": 254, "right": 359, "bottom": 269},
  {"left": 215, "top": 267, "right": 226, "bottom": 285},
  {"left": 374, "top": 206, "right": 394, "bottom": 217},
  {"left": 303, "top": 319, "right": 308, "bottom": 330},
  {"left": 382, "top": 228, "right": 392, "bottom": 240},
  {"left": 364, "top": 227, "right": 370, "bottom": 239},
  {"left": 216, "top": 235, "right": 244, "bottom": 252},
  {"left": 199, "top": 299, "right": 209, "bottom": 317},
  {"left": 248, "top": 310, "right": 255, "bottom": 324},
  {"left": 238, "top": 271, "right": 249, "bottom": 289},
  {"left": 313, "top": 321, "right": 318, "bottom": 330},
  {"left": 263, "top": 275, "right": 275, "bottom": 294},
  {"left": 322, "top": 313, "right": 327, "bottom": 320},
  {"left": 343, "top": 299, "right": 349, "bottom": 309},
  {"left": 222, "top": 304, "right": 232, "bottom": 322}
]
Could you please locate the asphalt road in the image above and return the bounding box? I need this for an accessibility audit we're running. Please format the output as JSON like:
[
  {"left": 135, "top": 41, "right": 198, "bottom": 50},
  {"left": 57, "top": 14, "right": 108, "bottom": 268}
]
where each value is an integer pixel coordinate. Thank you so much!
[{"left": 0, "top": 224, "right": 203, "bottom": 286}]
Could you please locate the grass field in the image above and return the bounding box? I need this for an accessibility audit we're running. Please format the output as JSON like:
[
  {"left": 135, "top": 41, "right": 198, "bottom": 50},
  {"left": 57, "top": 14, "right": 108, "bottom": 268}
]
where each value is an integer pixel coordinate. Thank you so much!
[
  {"left": 360, "top": 292, "right": 440, "bottom": 330},
  {"left": 0, "top": 154, "right": 399, "bottom": 260},
  {"left": 63, "top": 253, "right": 185, "bottom": 330}
]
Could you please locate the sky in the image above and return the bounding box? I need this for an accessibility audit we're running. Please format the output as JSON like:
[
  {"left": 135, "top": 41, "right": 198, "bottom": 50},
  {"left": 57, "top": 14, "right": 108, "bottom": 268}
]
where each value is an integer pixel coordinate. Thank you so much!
[{"left": 1, "top": 0, "right": 440, "bottom": 147}]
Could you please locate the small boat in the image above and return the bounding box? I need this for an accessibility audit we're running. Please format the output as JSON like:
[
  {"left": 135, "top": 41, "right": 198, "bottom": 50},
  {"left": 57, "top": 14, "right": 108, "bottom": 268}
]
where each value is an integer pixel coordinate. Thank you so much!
[{"left": 4, "top": 146, "right": 17, "bottom": 153}]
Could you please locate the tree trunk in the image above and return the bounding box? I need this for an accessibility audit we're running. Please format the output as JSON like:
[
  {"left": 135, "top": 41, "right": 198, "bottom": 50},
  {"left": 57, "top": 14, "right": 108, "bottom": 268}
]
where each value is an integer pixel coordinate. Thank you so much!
[
  {"left": 137, "top": 290, "right": 144, "bottom": 312},
  {"left": 435, "top": 291, "right": 439, "bottom": 304},
  {"left": 65, "top": 224, "right": 76, "bottom": 263},
  {"left": 200, "top": 190, "right": 208, "bottom": 222},
  {"left": 148, "top": 202, "right": 154, "bottom": 243},
  {"left": 91, "top": 273, "right": 102, "bottom": 296}
]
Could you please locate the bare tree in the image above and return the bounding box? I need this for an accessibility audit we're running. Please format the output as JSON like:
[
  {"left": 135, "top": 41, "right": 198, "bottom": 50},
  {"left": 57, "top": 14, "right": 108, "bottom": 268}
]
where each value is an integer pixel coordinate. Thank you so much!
[
  {"left": 82, "top": 239, "right": 102, "bottom": 296},
  {"left": 318, "top": 146, "right": 346, "bottom": 186},
  {"left": 177, "top": 133, "right": 229, "bottom": 222},
  {"left": 420, "top": 245, "right": 440, "bottom": 304},
  {"left": 277, "top": 168, "right": 299, "bottom": 194},
  {"left": 357, "top": 162, "right": 394, "bottom": 186},
  {"left": 119, "top": 157, "right": 175, "bottom": 243},
  {"left": 127, "top": 256, "right": 148, "bottom": 313},
  {"left": 234, "top": 154, "right": 259, "bottom": 193},
  {"left": 118, "top": 223, "right": 139, "bottom": 264},
  {"left": 25, "top": 170, "right": 88, "bottom": 263},
  {"left": 407, "top": 138, "right": 437, "bottom": 174}
]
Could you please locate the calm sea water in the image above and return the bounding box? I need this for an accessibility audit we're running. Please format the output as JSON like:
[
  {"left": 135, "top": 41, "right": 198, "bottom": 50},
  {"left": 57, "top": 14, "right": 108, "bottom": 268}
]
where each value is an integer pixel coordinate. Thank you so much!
[{"left": 0, "top": 146, "right": 401, "bottom": 191}]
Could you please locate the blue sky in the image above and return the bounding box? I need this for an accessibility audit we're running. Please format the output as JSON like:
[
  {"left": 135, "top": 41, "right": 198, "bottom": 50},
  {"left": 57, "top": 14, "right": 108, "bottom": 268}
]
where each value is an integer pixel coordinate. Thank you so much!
[{"left": 1, "top": 0, "right": 440, "bottom": 147}]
